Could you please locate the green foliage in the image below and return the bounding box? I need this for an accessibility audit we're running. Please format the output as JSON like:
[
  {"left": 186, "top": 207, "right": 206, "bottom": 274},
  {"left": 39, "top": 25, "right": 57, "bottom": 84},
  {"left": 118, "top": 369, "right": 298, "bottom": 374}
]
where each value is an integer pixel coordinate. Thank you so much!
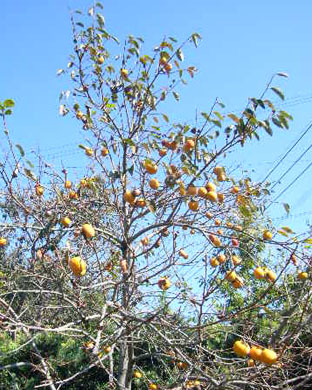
[
  {"left": 0, "top": 332, "right": 110, "bottom": 390},
  {"left": 0, "top": 98, "right": 15, "bottom": 116}
]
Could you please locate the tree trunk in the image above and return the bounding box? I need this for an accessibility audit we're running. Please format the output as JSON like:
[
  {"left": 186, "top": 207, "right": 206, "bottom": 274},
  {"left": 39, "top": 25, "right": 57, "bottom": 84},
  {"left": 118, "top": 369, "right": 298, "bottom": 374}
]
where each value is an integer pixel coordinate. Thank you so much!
[
  {"left": 117, "top": 244, "right": 133, "bottom": 390},
  {"left": 117, "top": 338, "right": 132, "bottom": 390}
]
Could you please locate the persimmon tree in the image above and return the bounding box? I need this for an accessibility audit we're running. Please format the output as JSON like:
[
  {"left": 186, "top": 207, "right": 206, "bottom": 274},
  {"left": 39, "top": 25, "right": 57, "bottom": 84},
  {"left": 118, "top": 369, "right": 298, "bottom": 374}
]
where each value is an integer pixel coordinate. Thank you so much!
[{"left": 1, "top": 3, "right": 312, "bottom": 390}]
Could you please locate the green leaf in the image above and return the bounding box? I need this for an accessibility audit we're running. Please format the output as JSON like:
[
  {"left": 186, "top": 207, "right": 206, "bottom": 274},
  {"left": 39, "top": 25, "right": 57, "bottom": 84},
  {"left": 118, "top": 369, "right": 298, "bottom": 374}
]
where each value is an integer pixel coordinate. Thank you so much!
[
  {"left": 16, "top": 144, "right": 25, "bottom": 157},
  {"left": 57, "top": 69, "right": 65, "bottom": 76},
  {"left": 26, "top": 160, "right": 34, "bottom": 169},
  {"left": 276, "top": 72, "right": 289, "bottom": 78},
  {"left": 239, "top": 205, "right": 252, "bottom": 217},
  {"left": 128, "top": 47, "right": 139, "bottom": 57},
  {"left": 191, "top": 33, "right": 201, "bottom": 48},
  {"left": 257, "top": 99, "right": 265, "bottom": 109},
  {"left": 176, "top": 48, "right": 184, "bottom": 61},
  {"left": 4, "top": 109, "right": 12, "bottom": 115},
  {"left": 122, "top": 138, "right": 135, "bottom": 147},
  {"left": 283, "top": 203, "right": 290, "bottom": 214},
  {"left": 258, "top": 120, "right": 268, "bottom": 128},
  {"left": 304, "top": 238, "right": 312, "bottom": 244},
  {"left": 213, "top": 111, "right": 224, "bottom": 121},
  {"left": 172, "top": 92, "right": 179, "bottom": 101},
  {"left": 278, "top": 230, "right": 288, "bottom": 237},
  {"left": 212, "top": 120, "right": 222, "bottom": 128},
  {"left": 279, "top": 110, "right": 293, "bottom": 120},
  {"left": 111, "top": 34, "right": 120, "bottom": 44},
  {"left": 249, "top": 117, "right": 258, "bottom": 126},
  {"left": 106, "top": 65, "right": 115, "bottom": 74},
  {"left": 201, "top": 112, "right": 210, "bottom": 121},
  {"left": 24, "top": 169, "right": 37, "bottom": 181},
  {"left": 243, "top": 108, "right": 255, "bottom": 118},
  {"left": 139, "top": 55, "right": 152, "bottom": 65},
  {"left": 129, "top": 36, "right": 140, "bottom": 49},
  {"left": 281, "top": 226, "right": 294, "bottom": 234},
  {"left": 3, "top": 99, "right": 15, "bottom": 108},
  {"left": 279, "top": 115, "right": 289, "bottom": 129},
  {"left": 271, "top": 86, "right": 285, "bottom": 100},
  {"left": 160, "top": 51, "right": 170, "bottom": 60},
  {"left": 264, "top": 126, "right": 273, "bottom": 136},
  {"left": 96, "top": 13, "right": 105, "bottom": 28},
  {"left": 160, "top": 41, "right": 173, "bottom": 51},
  {"left": 272, "top": 117, "right": 283, "bottom": 128},
  {"left": 162, "top": 113, "right": 169, "bottom": 123}
]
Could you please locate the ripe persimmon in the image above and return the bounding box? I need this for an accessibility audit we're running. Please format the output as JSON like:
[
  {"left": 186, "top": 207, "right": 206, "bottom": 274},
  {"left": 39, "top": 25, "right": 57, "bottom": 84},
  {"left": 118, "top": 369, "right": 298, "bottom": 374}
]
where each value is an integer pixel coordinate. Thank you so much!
[
  {"left": 188, "top": 200, "right": 199, "bottom": 212},
  {"left": 233, "top": 340, "right": 250, "bottom": 357},
  {"left": 144, "top": 161, "right": 158, "bottom": 174},
  {"left": 149, "top": 178, "right": 160, "bottom": 190},
  {"left": 69, "top": 256, "right": 86, "bottom": 277},
  {"left": 0, "top": 237, "right": 7, "bottom": 247},
  {"left": 259, "top": 349, "right": 277, "bottom": 365},
  {"left": 254, "top": 267, "right": 265, "bottom": 279},
  {"left": 82, "top": 224, "right": 95, "bottom": 239}
]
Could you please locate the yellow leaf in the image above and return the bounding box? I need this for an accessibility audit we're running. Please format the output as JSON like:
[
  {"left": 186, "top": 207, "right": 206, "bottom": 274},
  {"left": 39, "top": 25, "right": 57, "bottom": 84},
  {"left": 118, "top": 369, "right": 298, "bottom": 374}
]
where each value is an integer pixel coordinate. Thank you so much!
[
  {"left": 228, "top": 113, "right": 240, "bottom": 124},
  {"left": 281, "top": 226, "right": 294, "bottom": 234}
]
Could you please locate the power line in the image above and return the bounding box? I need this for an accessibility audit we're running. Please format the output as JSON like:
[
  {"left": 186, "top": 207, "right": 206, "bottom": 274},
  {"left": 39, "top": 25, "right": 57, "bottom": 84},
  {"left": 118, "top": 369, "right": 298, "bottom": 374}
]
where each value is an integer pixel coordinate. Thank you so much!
[
  {"left": 265, "top": 159, "right": 312, "bottom": 211},
  {"left": 281, "top": 95, "right": 312, "bottom": 108},
  {"left": 21, "top": 92, "right": 312, "bottom": 155},
  {"left": 261, "top": 121, "right": 312, "bottom": 184},
  {"left": 272, "top": 210, "right": 312, "bottom": 221},
  {"left": 269, "top": 139, "right": 312, "bottom": 191},
  {"left": 36, "top": 142, "right": 79, "bottom": 153}
]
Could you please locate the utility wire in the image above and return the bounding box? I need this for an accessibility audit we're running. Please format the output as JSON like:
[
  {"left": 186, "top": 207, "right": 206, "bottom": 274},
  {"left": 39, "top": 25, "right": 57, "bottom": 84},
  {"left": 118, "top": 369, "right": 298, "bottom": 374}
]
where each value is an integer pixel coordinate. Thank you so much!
[
  {"left": 265, "top": 159, "right": 312, "bottom": 211},
  {"left": 269, "top": 139, "right": 312, "bottom": 191},
  {"left": 19, "top": 92, "right": 312, "bottom": 155},
  {"left": 272, "top": 210, "right": 312, "bottom": 221},
  {"left": 261, "top": 121, "right": 312, "bottom": 184}
]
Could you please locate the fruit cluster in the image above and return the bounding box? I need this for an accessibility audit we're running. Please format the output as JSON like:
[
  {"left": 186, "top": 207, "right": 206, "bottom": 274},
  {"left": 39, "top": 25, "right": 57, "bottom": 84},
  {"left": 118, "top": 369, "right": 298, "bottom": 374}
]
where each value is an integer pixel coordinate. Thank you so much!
[{"left": 233, "top": 340, "right": 278, "bottom": 366}]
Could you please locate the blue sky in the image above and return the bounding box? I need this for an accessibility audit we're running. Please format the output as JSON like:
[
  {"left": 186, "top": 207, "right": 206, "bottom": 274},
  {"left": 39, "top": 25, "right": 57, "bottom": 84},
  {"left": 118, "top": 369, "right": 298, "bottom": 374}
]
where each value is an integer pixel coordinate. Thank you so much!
[{"left": 1, "top": 0, "right": 312, "bottom": 230}]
